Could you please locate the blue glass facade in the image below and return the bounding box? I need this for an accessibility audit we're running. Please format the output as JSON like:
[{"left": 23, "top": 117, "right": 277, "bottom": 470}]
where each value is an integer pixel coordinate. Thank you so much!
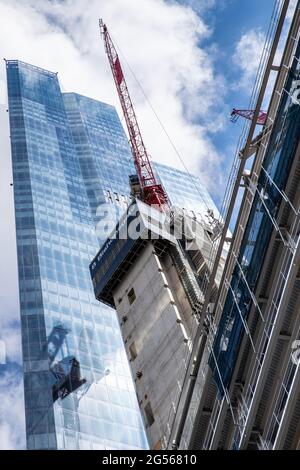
[
  {"left": 7, "top": 60, "right": 219, "bottom": 450},
  {"left": 210, "top": 37, "right": 300, "bottom": 396},
  {"left": 153, "top": 162, "right": 217, "bottom": 218},
  {"left": 7, "top": 60, "right": 147, "bottom": 450},
  {"left": 63, "top": 92, "right": 219, "bottom": 235},
  {"left": 63, "top": 93, "right": 134, "bottom": 237}
]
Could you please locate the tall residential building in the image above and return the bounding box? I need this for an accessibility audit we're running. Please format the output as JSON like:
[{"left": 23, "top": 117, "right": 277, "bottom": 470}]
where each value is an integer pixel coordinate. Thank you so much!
[{"left": 6, "top": 59, "right": 220, "bottom": 450}]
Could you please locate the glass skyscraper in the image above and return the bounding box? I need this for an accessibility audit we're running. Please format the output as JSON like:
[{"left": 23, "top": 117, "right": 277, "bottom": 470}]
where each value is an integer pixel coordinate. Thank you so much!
[{"left": 6, "top": 60, "right": 219, "bottom": 450}]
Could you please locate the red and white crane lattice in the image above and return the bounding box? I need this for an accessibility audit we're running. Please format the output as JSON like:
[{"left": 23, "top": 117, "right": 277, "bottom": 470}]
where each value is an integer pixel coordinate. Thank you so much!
[{"left": 99, "top": 19, "right": 169, "bottom": 210}]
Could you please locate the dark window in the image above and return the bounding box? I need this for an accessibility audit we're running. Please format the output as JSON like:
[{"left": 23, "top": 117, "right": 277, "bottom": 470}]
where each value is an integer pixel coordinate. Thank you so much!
[
  {"left": 129, "top": 342, "right": 137, "bottom": 361},
  {"left": 144, "top": 402, "right": 155, "bottom": 427},
  {"left": 127, "top": 288, "right": 136, "bottom": 305}
]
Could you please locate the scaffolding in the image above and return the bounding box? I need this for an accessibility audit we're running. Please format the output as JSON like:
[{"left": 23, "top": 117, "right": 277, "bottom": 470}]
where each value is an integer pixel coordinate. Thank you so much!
[
  {"left": 166, "top": 0, "right": 300, "bottom": 450},
  {"left": 198, "top": 0, "right": 300, "bottom": 450}
]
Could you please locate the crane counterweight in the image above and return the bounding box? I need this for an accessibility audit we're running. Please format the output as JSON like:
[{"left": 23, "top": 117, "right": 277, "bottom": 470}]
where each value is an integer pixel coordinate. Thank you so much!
[{"left": 231, "top": 108, "right": 267, "bottom": 125}]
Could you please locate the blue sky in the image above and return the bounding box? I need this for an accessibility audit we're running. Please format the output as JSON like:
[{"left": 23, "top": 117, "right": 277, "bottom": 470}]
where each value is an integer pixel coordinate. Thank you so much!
[
  {"left": 205, "top": 0, "right": 274, "bottom": 203},
  {"left": 0, "top": 0, "right": 283, "bottom": 206},
  {"left": 189, "top": 0, "right": 276, "bottom": 206},
  {"left": 0, "top": 0, "right": 295, "bottom": 450}
]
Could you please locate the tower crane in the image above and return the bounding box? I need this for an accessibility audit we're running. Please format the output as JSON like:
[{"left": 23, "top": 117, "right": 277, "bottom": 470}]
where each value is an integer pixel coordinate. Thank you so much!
[
  {"left": 231, "top": 108, "right": 267, "bottom": 125},
  {"left": 99, "top": 19, "right": 169, "bottom": 210}
]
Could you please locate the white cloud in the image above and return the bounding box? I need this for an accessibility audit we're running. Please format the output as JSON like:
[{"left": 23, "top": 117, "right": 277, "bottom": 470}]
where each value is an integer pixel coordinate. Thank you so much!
[
  {"left": 0, "top": 0, "right": 228, "bottom": 449},
  {"left": 0, "top": 365, "right": 25, "bottom": 450},
  {"left": 0, "top": 0, "right": 227, "bottom": 190},
  {"left": 233, "top": 1, "right": 298, "bottom": 104},
  {"left": 233, "top": 28, "right": 266, "bottom": 92},
  {"left": 0, "top": 105, "right": 24, "bottom": 449},
  {"left": 0, "top": 106, "right": 21, "bottom": 363}
]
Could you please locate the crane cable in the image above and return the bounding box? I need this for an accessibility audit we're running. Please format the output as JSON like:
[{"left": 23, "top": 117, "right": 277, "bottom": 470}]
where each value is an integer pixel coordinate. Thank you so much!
[{"left": 109, "top": 31, "right": 215, "bottom": 220}]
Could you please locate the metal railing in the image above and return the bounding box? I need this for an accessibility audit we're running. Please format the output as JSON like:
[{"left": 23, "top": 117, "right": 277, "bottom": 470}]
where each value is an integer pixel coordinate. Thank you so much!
[
  {"left": 264, "top": 323, "right": 300, "bottom": 447},
  {"left": 231, "top": 202, "right": 300, "bottom": 447}
]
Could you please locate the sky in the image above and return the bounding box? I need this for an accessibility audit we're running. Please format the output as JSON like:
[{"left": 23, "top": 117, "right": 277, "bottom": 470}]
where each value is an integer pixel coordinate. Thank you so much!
[{"left": 0, "top": 0, "right": 297, "bottom": 450}]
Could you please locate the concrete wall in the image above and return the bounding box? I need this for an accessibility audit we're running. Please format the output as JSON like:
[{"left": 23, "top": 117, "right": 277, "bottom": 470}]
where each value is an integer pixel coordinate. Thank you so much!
[{"left": 113, "top": 242, "right": 195, "bottom": 449}]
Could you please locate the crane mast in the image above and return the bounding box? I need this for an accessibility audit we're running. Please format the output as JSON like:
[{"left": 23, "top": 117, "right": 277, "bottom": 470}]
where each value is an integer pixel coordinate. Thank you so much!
[{"left": 99, "top": 19, "right": 169, "bottom": 209}]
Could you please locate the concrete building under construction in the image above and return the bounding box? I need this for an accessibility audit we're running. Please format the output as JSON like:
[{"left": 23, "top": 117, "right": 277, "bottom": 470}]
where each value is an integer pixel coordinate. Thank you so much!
[
  {"left": 91, "top": 0, "right": 300, "bottom": 450},
  {"left": 90, "top": 200, "right": 228, "bottom": 449}
]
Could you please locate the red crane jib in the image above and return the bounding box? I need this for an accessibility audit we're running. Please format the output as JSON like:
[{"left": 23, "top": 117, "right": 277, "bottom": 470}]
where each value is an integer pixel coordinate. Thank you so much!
[
  {"left": 114, "top": 57, "right": 124, "bottom": 86},
  {"left": 100, "top": 19, "right": 169, "bottom": 210}
]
